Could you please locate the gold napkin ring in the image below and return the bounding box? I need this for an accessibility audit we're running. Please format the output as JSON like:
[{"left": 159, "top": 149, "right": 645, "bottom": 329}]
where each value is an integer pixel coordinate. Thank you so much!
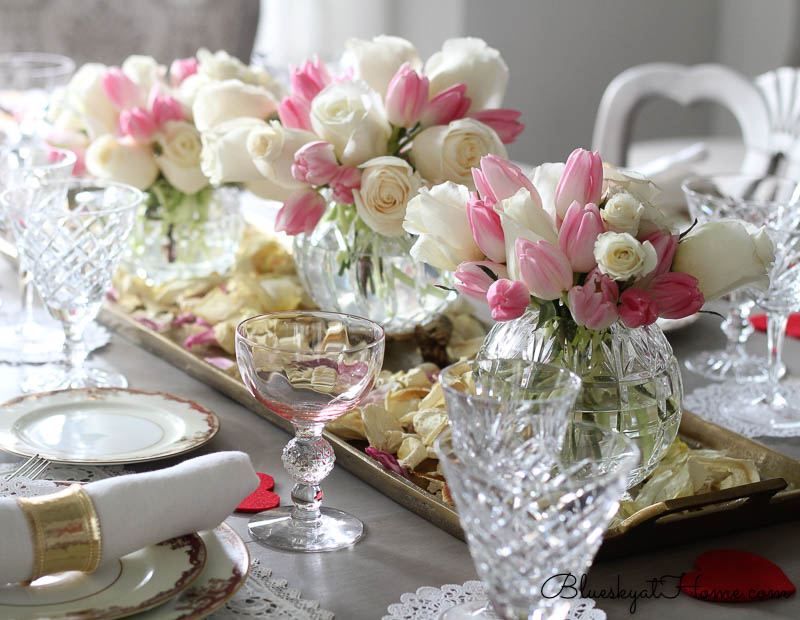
[{"left": 17, "top": 484, "right": 102, "bottom": 580}]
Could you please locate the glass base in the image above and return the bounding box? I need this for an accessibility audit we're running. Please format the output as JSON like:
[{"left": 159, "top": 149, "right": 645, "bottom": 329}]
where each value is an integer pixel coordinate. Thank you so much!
[
  {"left": 248, "top": 506, "right": 364, "bottom": 553},
  {"left": 441, "top": 598, "right": 571, "bottom": 620},
  {"left": 22, "top": 365, "right": 128, "bottom": 393},
  {"left": 0, "top": 320, "right": 63, "bottom": 364},
  {"left": 684, "top": 350, "right": 783, "bottom": 383},
  {"left": 721, "top": 383, "right": 800, "bottom": 429}
]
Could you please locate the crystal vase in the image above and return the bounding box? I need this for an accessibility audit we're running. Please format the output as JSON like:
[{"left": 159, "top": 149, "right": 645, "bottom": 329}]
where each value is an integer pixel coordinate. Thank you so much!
[
  {"left": 477, "top": 308, "right": 682, "bottom": 487},
  {"left": 292, "top": 210, "right": 457, "bottom": 336},
  {"left": 123, "top": 184, "right": 243, "bottom": 285}
]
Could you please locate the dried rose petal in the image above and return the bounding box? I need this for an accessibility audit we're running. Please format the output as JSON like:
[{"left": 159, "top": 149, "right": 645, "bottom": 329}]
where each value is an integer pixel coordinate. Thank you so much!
[
  {"left": 184, "top": 329, "right": 217, "bottom": 349},
  {"left": 135, "top": 316, "right": 166, "bottom": 331},
  {"left": 365, "top": 446, "right": 411, "bottom": 479},
  {"left": 107, "top": 286, "right": 119, "bottom": 302},
  {"left": 204, "top": 356, "right": 235, "bottom": 370},
  {"left": 172, "top": 313, "right": 198, "bottom": 327}
]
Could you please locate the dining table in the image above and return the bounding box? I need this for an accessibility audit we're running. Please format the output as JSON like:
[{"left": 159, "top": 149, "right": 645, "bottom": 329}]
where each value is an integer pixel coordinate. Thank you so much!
[{"left": 0, "top": 251, "right": 799, "bottom": 620}]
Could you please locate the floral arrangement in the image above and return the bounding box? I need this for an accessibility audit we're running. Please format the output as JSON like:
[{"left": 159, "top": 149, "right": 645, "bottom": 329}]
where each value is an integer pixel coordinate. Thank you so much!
[
  {"left": 198, "top": 35, "right": 524, "bottom": 253},
  {"left": 404, "top": 148, "right": 775, "bottom": 329},
  {"left": 46, "top": 49, "right": 282, "bottom": 217}
]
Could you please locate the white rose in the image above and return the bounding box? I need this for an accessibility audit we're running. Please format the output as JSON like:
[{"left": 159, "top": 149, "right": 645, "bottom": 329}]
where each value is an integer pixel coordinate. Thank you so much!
[
  {"left": 192, "top": 79, "right": 278, "bottom": 132},
  {"left": 341, "top": 35, "right": 422, "bottom": 95},
  {"left": 637, "top": 202, "right": 677, "bottom": 236},
  {"left": 602, "top": 192, "right": 643, "bottom": 236},
  {"left": 196, "top": 48, "right": 282, "bottom": 97},
  {"left": 64, "top": 63, "right": 118, "bottom": 137},
  {"left": 672, "top": 219, "right": 775, "bottom": 300},
  {"left": 499, "top": 188, "right": 559, "bottom": 280},
  {"left": 310, "top": 80, "right": 391, "bottom": 166},
  {"left": 174, "top": 73, "right": 209, "bottom": 116},
  {"left": 245, "top": 177, "right": 297, "bottom": 203},
  {"left": 594, "top": 232, "right": 658, "bottom": 281},
  {"left": 403, "top": 181, "right": 483, "bottom": 271},
  {"left": 424, "top": 37, "right": 509, "bottom": 111},
  {"left": 603, "top": 164, "right": 661, "bottom": 204},
  {"left": 86, "top": 135, "right": 158, "bottom": 190},
  {"left": 247, "top": 120, "right": 316, "bottom": 190},
  {"left": 155, "top": 121, "right": 208, "bottom": 194},
  {"left": 353, "top": 156, "right": 423, "bottom": 237},
  {"left": 409, "top": 118, "right": 506, "bottom": 187},
  {"left": 121, "top": 55, "right": 165, "bottom": 95},
  {"left": 201, "top": 118, "right": 267, "bottom": 184}
]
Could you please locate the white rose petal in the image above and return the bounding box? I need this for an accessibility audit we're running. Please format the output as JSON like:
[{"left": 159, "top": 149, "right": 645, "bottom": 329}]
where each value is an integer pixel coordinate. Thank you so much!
[
  {"left": 196, "top": 48, "right": 282, "bottom": 97},
  {"left": 353, "top": 156, "right": 423, "bottom": 237},
  {"left": 200, "top": 117, "right": 267, "bottom": 184},
  {"left": 121, "top": 55, "right": 164, "bottom": 95},
  {"left": 192, "top": 79, "right": 278, "bottom": 132},
  {"left": 247, "top": 120, "right": 316, "bottom": 190},
  {"left": 531, "top": 162, "right": 564, "bottom": 220},
  {"left": 86, "top": 134, "right": 158, "bottom": 190},
  {"left": 63, "top": 63, "right": 118, "bottom": 137},
  {"left": 603, "top": 164, "right": 661, "bottom": 204},
  {"left": 672, "top": 219, "right": 775, "bottom": 300},
  {"left": 310, "top": 80, "right": 391, "bottom": 167},
  {"left": 409, "top": 118, "right": 506, "bottom": 188},
  {"left": 424, "top": 37, "right": 509, "bottom": 111},
  {"left": 155, "top": 121, "right": 208, "bottom": 194},
  {"left": 499, "top": 187, "right": 559, "bottom": 280},
  {"left": 594, "top": 231, "right": 658, "bottom": 281},
  {"left": 602, "top": 191, "right": 643, "bottom": 236},
  {"left": 341, "top": 35, "right": 422, "bottom": 96},
  {"left": 403, "top": 181, "right": 482, "bottom": 271}
]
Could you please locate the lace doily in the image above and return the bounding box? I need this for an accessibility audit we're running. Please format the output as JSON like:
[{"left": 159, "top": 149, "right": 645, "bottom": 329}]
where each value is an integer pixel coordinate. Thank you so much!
[
  {"left": 0, "top": 478, "right": 58, "bottom": 497},
  {"left": 383, "top": 581, "right": 605, "bottom": 620},
  {"left": 211, "top": 560, "right": 334, "bottom": 619},
  {"left": 685, "top": 383, "right": 800, "bottom": 438},
  {"left": 0, "top": 462, "right": 129, "bottom": 482}
]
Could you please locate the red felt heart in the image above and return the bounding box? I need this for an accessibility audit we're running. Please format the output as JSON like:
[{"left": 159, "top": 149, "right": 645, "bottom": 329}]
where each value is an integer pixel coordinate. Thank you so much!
[
  {"left": 236, "top": 472, "right": 280, "bottom": 513},
  {"left": 680, "top": 549, "right": 796, "bottom": 602},
  {"left": 750, "top": 314, "right": 800, "bottom": 338}
]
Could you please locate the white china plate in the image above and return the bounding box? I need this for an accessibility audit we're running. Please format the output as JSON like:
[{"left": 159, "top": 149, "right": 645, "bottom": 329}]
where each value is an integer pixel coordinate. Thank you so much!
[
  {"left": 0, "top": 388, "right": 220, "bottom": 465},
  {"left": 0, "top": 534, "right": 207, "bottom": 620},
  {"left": 657, "top": 314, "right": 700, "bottom": 332},
  {"left": 134, "top": 523, "right": 250, "bottom": 620}
]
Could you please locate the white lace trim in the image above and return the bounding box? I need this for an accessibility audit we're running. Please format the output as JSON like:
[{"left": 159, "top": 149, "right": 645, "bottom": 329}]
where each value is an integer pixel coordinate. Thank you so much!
[
  {"left": 0, "top": 478, "right": 59, "bottom": 497},
  {"left": 383, "top": 580, "right": 605, "bottom": 620},
  {"left": 685, "top": 383, "right": 800, "bottom": 438}
]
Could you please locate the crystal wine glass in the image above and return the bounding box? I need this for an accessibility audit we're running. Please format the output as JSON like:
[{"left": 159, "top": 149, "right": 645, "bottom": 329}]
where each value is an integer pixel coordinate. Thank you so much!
[
  {"left": 681, "top": 174, "right": 800, "bottom": 382},
  {"left": 436, "top": 420, "right": 639, "bottom": 620},
  {"left": 236, "top": 311, "right": 385, "bottom": 552},
  {"left": 0, "top": 52, "right": 75, "bottom": 143},
  {"left": 0, "top": 144, "right": 76, "bottom": 364},
  {"left": 8, "top": 178, "right": 142, "bottom": 390}
]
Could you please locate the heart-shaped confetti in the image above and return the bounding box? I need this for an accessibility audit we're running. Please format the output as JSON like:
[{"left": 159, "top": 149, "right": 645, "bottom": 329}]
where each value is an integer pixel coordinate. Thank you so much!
[
  {"left": 236, "top": 472, "right": 280, "bottom": 512},
  {"left": 680, "top": 549, "right": 796, "bottom": 602}
]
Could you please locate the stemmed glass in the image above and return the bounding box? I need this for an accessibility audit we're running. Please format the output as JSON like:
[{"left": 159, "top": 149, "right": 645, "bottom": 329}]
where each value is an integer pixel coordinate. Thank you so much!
[
  {"left": 0, "top": 144, "right": 76, "bottom": 364},
  {"left": 0, "top": 52, "right": 75, "bottom": 142},
  {"left": 6, "top": 178, "right": 142, "bottom": 390},
  {"left": 236, "top": 311, "right": 385, "bottom": 552},
  {"left": 681, "top": 174, "right": 800, "bottom": 382}
]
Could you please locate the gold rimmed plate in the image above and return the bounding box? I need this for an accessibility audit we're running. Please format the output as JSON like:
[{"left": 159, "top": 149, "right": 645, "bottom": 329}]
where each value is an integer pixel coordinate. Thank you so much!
[
  {"left": 0, "top": 534, "right": 206, "bottom": 620},
  {"left": 0, "top": 388, "right": 219, "bottom": 465}
]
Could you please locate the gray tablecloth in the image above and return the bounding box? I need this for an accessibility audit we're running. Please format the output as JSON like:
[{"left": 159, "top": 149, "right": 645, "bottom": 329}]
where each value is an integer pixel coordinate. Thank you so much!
[{"left": 0, "top": 256, "right": 798, "bottom": 620}]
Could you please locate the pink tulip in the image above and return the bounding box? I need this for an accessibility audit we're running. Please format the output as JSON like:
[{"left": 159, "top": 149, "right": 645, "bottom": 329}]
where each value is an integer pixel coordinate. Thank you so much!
[
  {"left": 567, "top": 271, "right": 619, "bottom": 330},
  {"left": 639, "top": 230, "right": 679, "bottom": 278},
  {"left": 290, "top": 55, "right": 331, "bottom": 104},
  {"left": 516, "top": 238, "right": 573, "bottom": 301},
  {"left": 558, "top": 200, "right": 605, "bottom": 272},
  {"left": 274, "top": 190, "right": 327, "bottom": 236},
  {"left": 170, "top": 57, "right": 198, "bottom": 87},
  {"left": 292, "top": 141, "right": 340, "bottom": 186},
  {"left": 454, "top": 261, "right": 509, "bottom": 302},
  {"left": 486, "top": 278, "right": 530, "bottom": 321},
  {"left": 555, "top": 148, "right": 603, "bottom": 221},
  {"left": 466, "top": 193, "right": 505, "bottom": 262},
  {"left": 385, "top": 63, "right": 429, "bottom": 128},
  {"left": 102, "top": 68, "right": 143, "bottom": 109},
  {"left": 645, "top": 272, "right": 704, "bottom": 319},
  {"left": 117, "top": 107, "right": 156, "bottom": 142},
  {"left": 278, "top": 95, "right": 313, "bottom": 131},
  {"left": 472, "top": 154, "right": 540, "bottom": 208},
  {"left": 331, "top": 166, "right": 362, "bottom": 204},
  {"left": 151, "top": 93, "right": 184, "bottom": 127},
  {"left": 618, "top": 288, "right": 659, "bottom": 328},
  {"left": 419, "top": 83, "right": 471, "bottom": 127},
  {"left": 469, "top": 109, "right": 524, "bottom": 144}
]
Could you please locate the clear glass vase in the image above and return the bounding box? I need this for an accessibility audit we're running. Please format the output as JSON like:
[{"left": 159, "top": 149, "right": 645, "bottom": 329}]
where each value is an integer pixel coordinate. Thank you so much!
[
  {"left": 477, "top": 308, "right": 682, "bottom": 488},
  {"left": 123, "top": 185, "right": 243, "bottom": 285},
  {"left": 292, "top": 210, "right": 457, "bottom": 336}
]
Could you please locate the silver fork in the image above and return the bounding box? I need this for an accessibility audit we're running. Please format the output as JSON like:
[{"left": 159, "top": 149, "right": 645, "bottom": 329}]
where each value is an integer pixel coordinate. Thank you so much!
[{"left": 3, "top": 454, "right": 50, "bottom": 481}]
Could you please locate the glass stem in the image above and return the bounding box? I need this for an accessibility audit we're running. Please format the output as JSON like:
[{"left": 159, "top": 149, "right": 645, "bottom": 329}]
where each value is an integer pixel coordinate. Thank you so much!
[
  {"left": 766, "top": 311, "right": 789, "bottom": 401},
  {"left": 18, "top": 265, "right": 36, "bottom": 330},
  {"left": 721, "top": 290, "right": 752, "bottom": 354},
  {"left": 284, "top": 422, "right": 334, "bottom": 525},
  {"left": 62, "top": 321, "right": 89, "bottom": 376}
]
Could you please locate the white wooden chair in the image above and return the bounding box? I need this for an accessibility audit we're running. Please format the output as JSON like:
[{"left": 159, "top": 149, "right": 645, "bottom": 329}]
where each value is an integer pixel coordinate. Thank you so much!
[
  {"left": 755, "top": 66, "right": 800, "bottom": 181},
  {"left": 592, "top": 63, "right": 772, "bottom": 176}
]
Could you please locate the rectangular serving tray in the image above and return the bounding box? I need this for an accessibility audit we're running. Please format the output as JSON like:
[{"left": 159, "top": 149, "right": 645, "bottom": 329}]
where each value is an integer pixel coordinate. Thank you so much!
[{"left": 98, "top": 301, "right": 800, "bottom": 559}]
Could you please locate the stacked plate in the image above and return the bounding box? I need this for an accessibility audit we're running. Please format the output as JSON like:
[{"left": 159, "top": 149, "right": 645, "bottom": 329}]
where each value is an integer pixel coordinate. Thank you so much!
[{"left": 0, "top": 388, "right": 249, "bottom": 619}]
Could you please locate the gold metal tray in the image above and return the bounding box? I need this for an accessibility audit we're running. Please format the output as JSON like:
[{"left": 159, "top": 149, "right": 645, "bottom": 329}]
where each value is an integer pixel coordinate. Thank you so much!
[{"left": 98, "top": 301, "right": 800, "bottom": 559}]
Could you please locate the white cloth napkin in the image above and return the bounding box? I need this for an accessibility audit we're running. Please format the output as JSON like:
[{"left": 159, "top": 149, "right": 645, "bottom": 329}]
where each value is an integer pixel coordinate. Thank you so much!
[{"left": 0, "top": 451, "right": 259, "bottom": 584}]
